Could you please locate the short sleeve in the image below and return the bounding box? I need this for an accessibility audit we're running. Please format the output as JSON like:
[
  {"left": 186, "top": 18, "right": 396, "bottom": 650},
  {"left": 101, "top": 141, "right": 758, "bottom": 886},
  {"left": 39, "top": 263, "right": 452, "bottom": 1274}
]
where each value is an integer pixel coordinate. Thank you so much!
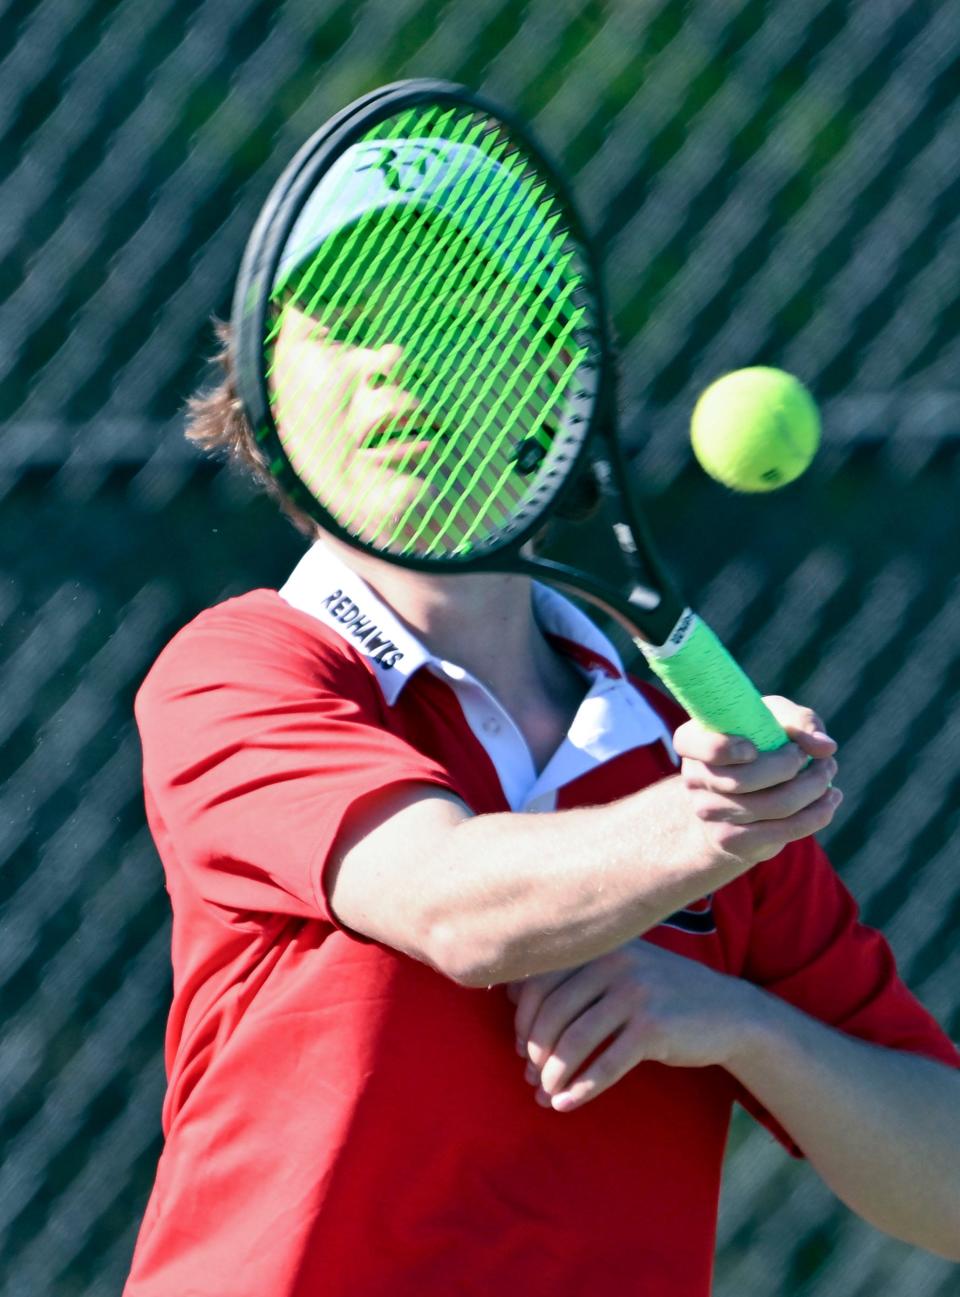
[
  {"left": 734, "top": 836, "right": 960, "bottom": 1154},
  {"left": 136, "top": 593, "right": 460, "bottom": 923}
]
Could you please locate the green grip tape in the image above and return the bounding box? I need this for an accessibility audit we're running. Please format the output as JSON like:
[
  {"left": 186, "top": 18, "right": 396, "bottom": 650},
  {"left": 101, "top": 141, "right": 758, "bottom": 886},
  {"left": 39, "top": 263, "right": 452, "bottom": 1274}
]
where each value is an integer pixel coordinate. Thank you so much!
[{"left": 641, "top": 610, "right": 788, "bottom": 752}]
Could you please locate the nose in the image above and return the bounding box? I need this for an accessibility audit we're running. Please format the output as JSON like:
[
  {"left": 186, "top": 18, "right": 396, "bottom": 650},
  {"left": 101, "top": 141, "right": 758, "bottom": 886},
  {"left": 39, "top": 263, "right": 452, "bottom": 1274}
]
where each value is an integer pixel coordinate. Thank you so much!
[{"left": 367, "top": 342, "right": 404, "bottom": 389}]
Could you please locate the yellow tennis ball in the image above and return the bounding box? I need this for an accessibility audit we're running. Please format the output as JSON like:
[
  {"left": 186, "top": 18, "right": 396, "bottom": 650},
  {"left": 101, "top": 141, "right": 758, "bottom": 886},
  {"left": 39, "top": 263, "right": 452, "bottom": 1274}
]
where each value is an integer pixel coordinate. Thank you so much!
[{"left": 690, "top": 367, "right": 821, "bottom": 492}]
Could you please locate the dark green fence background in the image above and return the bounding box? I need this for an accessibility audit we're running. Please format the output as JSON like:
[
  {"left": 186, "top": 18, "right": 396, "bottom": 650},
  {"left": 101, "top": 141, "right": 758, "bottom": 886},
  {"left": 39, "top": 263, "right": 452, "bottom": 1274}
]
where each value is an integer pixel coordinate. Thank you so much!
[{"left": 2, "top": 2, "right": 959, "bottom": 1294}]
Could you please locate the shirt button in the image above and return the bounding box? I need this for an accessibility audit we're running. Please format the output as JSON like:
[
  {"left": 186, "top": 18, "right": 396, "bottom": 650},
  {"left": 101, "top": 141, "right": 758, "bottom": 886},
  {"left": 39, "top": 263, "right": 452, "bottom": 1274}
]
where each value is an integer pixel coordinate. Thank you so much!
[{"left": 482, "top": 717, "right": 501, "bottom": 735}]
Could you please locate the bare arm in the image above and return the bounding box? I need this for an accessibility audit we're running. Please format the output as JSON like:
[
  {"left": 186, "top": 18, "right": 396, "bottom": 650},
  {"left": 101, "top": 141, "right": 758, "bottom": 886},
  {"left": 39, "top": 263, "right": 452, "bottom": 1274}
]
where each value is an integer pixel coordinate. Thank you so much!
[
  {"left": 512, "top": 944, "right": 960, "bottom": 1260},
  {"left": 329, "top": 698, "right": 840, "bottom": 985},
  {"left": 730, "top": 991, "right": 960, "bottom": 1258}
]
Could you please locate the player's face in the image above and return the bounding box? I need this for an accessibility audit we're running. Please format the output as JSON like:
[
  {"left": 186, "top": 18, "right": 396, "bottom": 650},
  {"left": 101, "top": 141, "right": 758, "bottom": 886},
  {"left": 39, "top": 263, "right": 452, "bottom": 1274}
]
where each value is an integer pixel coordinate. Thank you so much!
[
  {"left": 269, "top": 301, "right": 449, "bottom": 547},
  {"left": 269, "top": 295, "right": 531, "bottom": 553}
]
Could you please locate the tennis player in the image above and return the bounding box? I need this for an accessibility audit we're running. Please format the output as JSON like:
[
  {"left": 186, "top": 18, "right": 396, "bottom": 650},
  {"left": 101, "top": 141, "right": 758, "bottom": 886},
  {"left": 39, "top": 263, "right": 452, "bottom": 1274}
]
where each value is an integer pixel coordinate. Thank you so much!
[{"left": 124, "top": 179, "right": 960, "bottom": 1297}]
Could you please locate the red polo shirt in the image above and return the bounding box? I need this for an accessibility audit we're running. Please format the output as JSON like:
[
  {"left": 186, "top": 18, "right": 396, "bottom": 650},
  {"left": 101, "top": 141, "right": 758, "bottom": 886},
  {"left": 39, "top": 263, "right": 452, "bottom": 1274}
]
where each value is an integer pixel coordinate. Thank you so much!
[{"left": 125, "top": 545, "right": 959, "bottom": 1297}]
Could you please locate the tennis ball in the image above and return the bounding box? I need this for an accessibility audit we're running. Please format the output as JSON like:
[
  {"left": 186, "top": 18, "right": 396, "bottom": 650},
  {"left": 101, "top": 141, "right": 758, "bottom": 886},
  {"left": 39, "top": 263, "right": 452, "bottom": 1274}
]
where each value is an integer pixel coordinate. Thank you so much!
[{"left": 690, "top": 367, "right": 821, "bottom": 492}]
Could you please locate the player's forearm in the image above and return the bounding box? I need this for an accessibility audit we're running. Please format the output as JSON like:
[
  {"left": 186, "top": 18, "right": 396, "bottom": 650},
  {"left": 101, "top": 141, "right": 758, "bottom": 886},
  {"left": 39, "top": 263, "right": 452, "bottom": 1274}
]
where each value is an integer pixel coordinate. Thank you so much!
[
  {"left": 728, "top": 990, "right": 960, "bottom": 1259},
  {"left": 424, "top": 776, "right": 754, "bottom": 984},
  {"left": 331, "top": 708, "right": 838, "bottom": 984}
]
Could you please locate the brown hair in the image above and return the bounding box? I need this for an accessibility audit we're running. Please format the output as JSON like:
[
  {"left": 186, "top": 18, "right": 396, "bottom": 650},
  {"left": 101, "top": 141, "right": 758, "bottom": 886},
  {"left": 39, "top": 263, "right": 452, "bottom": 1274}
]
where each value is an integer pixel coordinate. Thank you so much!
[
  {"left": 185, "top": 318, "right": 600, "bottom": 539},
  {"left": 185, "top": 318, "right": 320, "bottom": 537}
]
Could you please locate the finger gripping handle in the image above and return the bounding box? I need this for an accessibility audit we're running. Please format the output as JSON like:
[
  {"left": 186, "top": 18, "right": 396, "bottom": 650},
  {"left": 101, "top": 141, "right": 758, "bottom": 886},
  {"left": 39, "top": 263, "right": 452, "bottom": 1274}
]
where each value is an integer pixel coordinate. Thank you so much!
[{"left": 641, "top": 611, "right": 788, "bottom": 752}]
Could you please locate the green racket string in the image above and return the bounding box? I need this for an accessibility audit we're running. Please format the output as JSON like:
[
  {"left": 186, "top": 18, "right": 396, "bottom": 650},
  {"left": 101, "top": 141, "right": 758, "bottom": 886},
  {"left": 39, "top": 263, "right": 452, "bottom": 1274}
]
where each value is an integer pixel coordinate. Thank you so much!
[
  {"left": 451, "top": 341, "right": 588, "bottom": 549},
  {"left": 265, "top": 102, "right": 596, "bottom": 558},
  {"left": 298, "top": 186, "right": 531, "bottom": 532},
  {"left": 404, "top": 285, "right": 584, "bottom": 551},
  {"left": 352, "top": 124, "right": 570, "bottom": 514},
  {"left": 379, "top": 212, "right": 578, "bottom": 530},
  {"left": 338, "top": 131, "right": 546, "bottom": 537},
  {"left": 378, "top": 243, "right": 580, "bottom": 548},
  {"left": 378, "top": 198, "right": 584, "bottom": 547},
  {"left": 276, "top": 113, "right": 518, "bottom": 512},
  {"left": 276, "top": 108, "right": 571, "bottom": 519}
]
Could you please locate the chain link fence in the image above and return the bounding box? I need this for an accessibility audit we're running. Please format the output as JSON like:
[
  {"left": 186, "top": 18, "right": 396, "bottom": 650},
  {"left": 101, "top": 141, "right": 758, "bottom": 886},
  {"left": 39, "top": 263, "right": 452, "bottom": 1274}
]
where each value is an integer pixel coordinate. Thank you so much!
[{"left": 3, "top": 2, "right": 959, "bottom": 1293}]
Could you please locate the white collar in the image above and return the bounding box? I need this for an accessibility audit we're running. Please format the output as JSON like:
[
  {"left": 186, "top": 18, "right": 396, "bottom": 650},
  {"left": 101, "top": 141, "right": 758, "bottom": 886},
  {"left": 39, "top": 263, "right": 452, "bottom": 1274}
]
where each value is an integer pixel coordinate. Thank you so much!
[
  {"left": 279, "top": 541, "right": 673, "bottom": 809},
  {"left": 279, "top": 540, "right": 626, "bottom": 706}
]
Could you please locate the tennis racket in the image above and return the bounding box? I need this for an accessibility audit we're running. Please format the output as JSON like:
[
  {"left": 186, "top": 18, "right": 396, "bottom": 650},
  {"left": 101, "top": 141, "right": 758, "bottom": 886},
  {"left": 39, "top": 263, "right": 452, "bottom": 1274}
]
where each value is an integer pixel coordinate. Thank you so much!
[{"left": 232, "top": 78, "right": 788, "bottom": 752}]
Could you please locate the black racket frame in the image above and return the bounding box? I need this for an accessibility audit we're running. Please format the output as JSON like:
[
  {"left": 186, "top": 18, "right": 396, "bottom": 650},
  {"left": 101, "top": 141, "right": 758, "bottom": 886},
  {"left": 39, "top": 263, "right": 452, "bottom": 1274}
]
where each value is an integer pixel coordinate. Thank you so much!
[{"left": 232, "top": 79, "right": 683, "bottom": 646}]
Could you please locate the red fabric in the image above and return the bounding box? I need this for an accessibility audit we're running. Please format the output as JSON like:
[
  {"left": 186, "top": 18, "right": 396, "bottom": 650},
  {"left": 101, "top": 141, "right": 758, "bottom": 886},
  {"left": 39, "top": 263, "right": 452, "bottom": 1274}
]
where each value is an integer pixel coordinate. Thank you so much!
[{"left": 125, "top": 591, "right": 958, "bottom": 1297}]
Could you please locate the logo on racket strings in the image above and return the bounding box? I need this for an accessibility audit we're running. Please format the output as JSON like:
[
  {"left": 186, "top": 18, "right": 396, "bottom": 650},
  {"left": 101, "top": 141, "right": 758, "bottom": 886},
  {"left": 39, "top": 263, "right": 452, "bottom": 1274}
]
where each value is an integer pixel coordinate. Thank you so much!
[{"left": 356, "top": 143, "right": 447, "bottom": 195}]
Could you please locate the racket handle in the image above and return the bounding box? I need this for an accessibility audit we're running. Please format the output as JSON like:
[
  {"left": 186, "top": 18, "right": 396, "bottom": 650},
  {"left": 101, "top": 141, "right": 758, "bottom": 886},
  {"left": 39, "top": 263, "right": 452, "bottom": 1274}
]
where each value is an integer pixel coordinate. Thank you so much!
[{"left": 640, "top": 610, "right": 789, "bottom": 752}]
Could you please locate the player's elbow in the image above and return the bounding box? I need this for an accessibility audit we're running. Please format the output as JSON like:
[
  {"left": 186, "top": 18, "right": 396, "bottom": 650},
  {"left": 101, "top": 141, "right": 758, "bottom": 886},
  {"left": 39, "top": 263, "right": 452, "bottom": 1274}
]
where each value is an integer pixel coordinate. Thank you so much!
[{"left": 425, "top": 917, "right": 514, "bottom": 987}]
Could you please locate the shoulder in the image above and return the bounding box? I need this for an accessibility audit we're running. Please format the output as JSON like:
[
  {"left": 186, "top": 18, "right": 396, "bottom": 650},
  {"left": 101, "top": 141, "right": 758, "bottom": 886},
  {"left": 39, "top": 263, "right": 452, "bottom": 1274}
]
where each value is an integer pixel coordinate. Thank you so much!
[{"left": 136, "top": 589, "right": 380, "bottom": 722}]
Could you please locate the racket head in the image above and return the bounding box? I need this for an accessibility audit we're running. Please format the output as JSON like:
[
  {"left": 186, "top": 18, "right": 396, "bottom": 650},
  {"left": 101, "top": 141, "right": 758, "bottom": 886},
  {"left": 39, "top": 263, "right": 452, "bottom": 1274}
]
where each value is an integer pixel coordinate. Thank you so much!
[{"left": 232, "top": 79, "right": 614, "bottom": 571}]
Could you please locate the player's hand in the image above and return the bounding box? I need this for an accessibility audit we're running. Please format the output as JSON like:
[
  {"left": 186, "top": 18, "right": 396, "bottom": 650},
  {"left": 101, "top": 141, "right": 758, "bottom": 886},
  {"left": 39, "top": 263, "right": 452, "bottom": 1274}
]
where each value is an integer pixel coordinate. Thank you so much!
[
  {"left": 674, "top": 695, "right": 842, "bottom": 866},
  {"left": 510, "top": 940, "right": 758, "bottom": 1112}
]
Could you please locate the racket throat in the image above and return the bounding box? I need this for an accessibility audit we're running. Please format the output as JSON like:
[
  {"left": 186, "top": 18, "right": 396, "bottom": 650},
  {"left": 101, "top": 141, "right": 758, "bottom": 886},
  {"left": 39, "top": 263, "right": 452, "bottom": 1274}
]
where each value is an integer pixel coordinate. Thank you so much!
[
  {"left": 626, "top": 582, "right": 663, "bottom": 613},
  {"left": 516, "top": 555, "right": 682, "bottom": 649}
]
